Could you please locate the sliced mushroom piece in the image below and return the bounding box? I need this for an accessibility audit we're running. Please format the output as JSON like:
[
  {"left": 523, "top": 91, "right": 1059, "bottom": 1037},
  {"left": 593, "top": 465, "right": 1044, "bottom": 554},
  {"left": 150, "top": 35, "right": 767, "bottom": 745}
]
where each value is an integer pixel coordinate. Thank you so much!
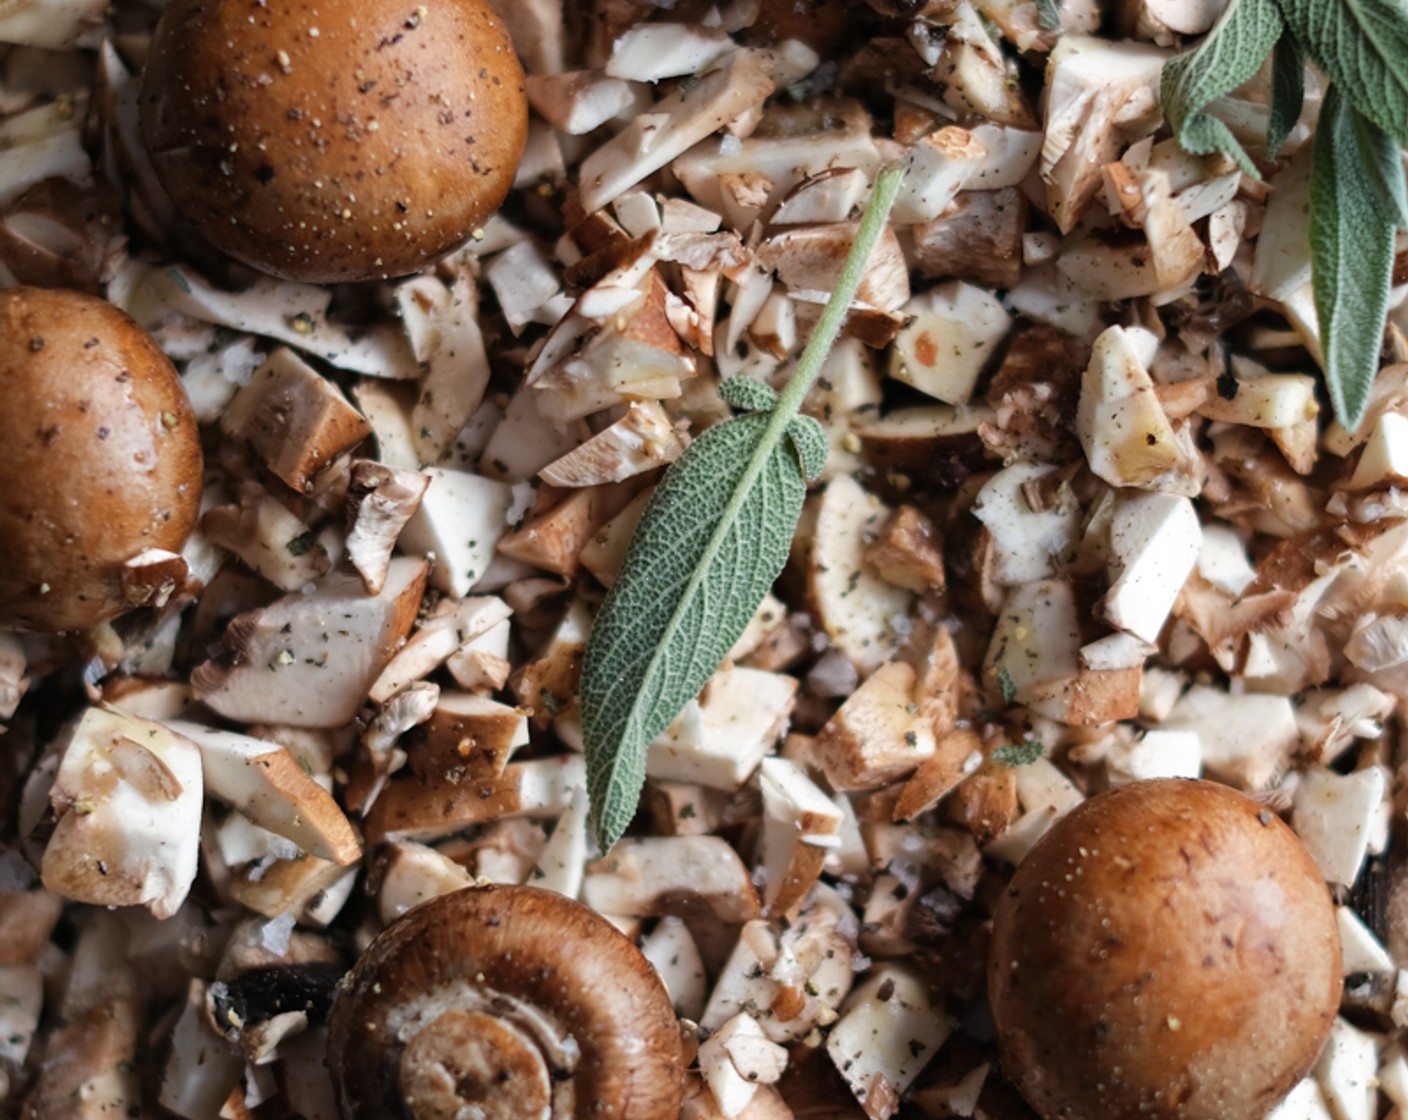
[
  {"left": 404, "top": 692, "right": 530, "bottom": 785},
  {"left": 758, "top": 220, "right": 909, "bottom": 313},
  {"left": 1293, "top": 766, "right": 1388, "bottom": 889},
  {"left": 192, "top": 557, "right": 427, "bottom": 728},
  {"left": 370, "top": 596, "right": 513, "bottom": 704},
  {"left": 166, "top": 721, "right": 360, "bottom": 865},
  {"left": 0, "top": 96, "right": 89, "bottom": 213},
  {"left": 700, "top": 1012, "right": 789, "bottom": 1117},
  {"left": 1161, "top": 685, "right": 1299, "bottom": 791},
  {"left": 0, "top": 176, "right": 123, "bottom": 293},
  {"left": 221, "top": 348, "right": 373, "bottom": 493},
  {"left": 0, "top": 631, "right": 28, "bottom": 721},
  {"left": 757, "top": 757, "right": 842, "bottom": 920},
  {"left": 1041, "top": 35, "right": 1168, "bottom": 234},
  {"left": 826, "top": 965, "right": 951, "bottom": 1118},
  {"left": 647, "top": 666, "right": 798, "bottom": 791},
  {"left": 606, "top": 22, "right": 734, "bottom": 81},
  {"left": 584, "top": 836, "right": 761, "bottom": 924},
  {"left": 1103, "top": 490, "right": 1202, "bottom": 643},
  {"left": 160, "top": 981, "right": 245, "bottom": 1120},
  {"left": 809, "top": 476, "right": 914, "bottom": 674},
  {"left": 344, "top": 461, "right": 431, "bottom": 594},
  {"left": 889, "top": 281, "right": 1011, "bottom": 405},
  {"left": 579, "top": 49, "right": 777, "bottom": 213},
  {"left": 202, "top": 488, "right": 332, "bottom": 593},
  {"left": 1076, "top": 324, "right": 1183, "bottom": 488},
  {"left": 376, "top": 841, "right": 477, "bottom": 924},
  {"left": 41, "top": 705, "right": 202, "bottom": 919},
  {"left": 815, "top": 660, "right": 937, "bottom": 792},
  {"left": 540, "top": 402, "right": 686, "bottom": 488},
  {"left": 115, "top": 259, "right": 417, "bottom": 378},
  {"left": 365, "top": 754, "right": 585, "bottom": 844},
  {"left": 971, "top": 462, "right": 1081, "bottom": 585},
  {"left": 21, "top": 996, "right": 142, "bottom": 1120},
  {"left": 329, "top": 885, "right": 685, "bottom": 1120},
  {"left": 398, "top": 468, "right": 513, "bottom": 597},
  {"left": 226, "top": 852, "right": 356, "bottom": 924},
  {"left": 526, "top": 69, "right": 637, "bottom": 135}
]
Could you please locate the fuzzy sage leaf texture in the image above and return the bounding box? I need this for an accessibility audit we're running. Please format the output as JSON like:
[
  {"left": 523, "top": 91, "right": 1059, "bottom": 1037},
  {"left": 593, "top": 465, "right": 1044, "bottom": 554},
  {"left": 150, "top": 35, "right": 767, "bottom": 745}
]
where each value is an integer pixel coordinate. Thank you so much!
[
  {"left": 1159, "top": 0, "right": 1285, "bottom": 176},
  {"left": 1310, "top": 86, "right": 1400, "bottom": 430},
  {"left": 580, "top": 165, "right": 905, "bottom": 849},
  {"left": 1276, "top": 0, "right": 1408, "bottom": 145},
  {"left": 580, "top": 412, "right": 808, "bottom": 848}
]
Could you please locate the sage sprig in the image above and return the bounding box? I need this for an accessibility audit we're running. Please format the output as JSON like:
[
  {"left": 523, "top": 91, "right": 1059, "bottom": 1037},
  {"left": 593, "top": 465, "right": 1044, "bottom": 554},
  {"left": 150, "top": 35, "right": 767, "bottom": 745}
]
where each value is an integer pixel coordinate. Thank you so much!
[
  {"left": 1159, "top": 0, "right": 1408, "bottom": 431},
  {"left": 580, "top": 164, "right": 905, "bottom": 850}
]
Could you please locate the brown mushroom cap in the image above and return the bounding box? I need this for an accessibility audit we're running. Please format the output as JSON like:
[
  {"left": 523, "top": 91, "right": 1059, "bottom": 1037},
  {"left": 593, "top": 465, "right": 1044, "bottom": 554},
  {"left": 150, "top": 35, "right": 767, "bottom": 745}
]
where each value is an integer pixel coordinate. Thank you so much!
[
  {"left": 139, "top": 0, "right": 528, "bottom": 283},
  {"left": 0, "top": 286, "right": 202, "bottom": 632},
  {"left": 988, "top": 778, "right": 1342, "bottom": 1120},
  {"left": 327, "top": 884, "right": 686, "bottom": 1120}
]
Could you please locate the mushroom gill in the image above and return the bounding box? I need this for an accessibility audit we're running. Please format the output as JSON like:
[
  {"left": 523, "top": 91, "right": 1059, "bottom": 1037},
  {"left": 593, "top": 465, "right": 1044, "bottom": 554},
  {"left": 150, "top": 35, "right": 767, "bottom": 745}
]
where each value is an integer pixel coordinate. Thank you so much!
[{"left": 327, "top": 884, "right": 685, "bottom": 1120}]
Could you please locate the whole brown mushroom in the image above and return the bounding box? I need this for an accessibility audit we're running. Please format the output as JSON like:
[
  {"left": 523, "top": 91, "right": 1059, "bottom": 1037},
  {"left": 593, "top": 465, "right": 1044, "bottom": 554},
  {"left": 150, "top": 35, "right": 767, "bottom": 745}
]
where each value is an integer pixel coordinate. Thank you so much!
[
  {"left": 139, "top": 0, "right": 528, "bottom": 283},
  {"left": 988, "top": 778, "right": 1342, "bottom": 1120},
  {"left": 0, "top": 286, "right": 202, "bottom": 633},
  {"left": 327, "top": 884, "right": 686, "bottom": 1120}
]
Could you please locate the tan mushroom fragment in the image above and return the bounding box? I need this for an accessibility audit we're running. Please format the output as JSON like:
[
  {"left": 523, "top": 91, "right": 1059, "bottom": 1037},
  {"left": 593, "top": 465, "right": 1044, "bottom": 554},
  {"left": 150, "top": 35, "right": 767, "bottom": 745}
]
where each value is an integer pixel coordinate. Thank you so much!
[
  {"left": 370, "top": 596, "right": 513, "bottom": 704},
  {"left": 192, "top": 557, "right": 426, "bottom": 728},
  {"left": 757, "top": 756, "right": 843, "bottom": 918},
  {"left": 165, "top": 721, "right": 361, "bottom": 865},
  {"left": 41, "top": 705, "right": 202, "bottom": 919},
  {"left": 344, "top": 460, "right": 431, "bottom": 594},
  {"left": 201, "top": 487, "right": 332, "bottom": 593},
  {"left": 584, "top": 836, "right": 761, "bottom": 925},
  {"left": 220, "top": 347, "right": 372, "bottom": 493}
]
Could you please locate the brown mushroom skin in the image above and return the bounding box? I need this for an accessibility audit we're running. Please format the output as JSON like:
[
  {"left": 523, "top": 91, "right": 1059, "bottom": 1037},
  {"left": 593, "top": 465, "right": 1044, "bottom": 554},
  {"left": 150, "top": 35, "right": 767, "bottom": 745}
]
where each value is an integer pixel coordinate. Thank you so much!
[
  {"left": 328, "top": 884, "right": 686, "bottom": 1120},
  {"left": 988, "top": 779, "right": 1341, "bottom": 1120},
  {"left": 139, "top": 0, "right": 528, "bottom": 283},
  {"left": 0, "top": 286, "right": 202, "bottom": 632}
]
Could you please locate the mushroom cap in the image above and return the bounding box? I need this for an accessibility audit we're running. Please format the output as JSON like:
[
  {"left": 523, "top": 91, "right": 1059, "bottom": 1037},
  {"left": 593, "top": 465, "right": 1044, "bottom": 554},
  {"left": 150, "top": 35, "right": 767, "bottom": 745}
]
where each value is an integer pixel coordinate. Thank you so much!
[
  {"left": 0, "top": 286, "right": 202, "bottom": 632},
  {"left": 988, "top": 778, "right": 1341, "bottom": 1120},
  {"left": 327, "top": 884, "right": 686, "bottom": 1120},
  {"left": 139, "top": 0, "right": 528, "bottom": 283}
]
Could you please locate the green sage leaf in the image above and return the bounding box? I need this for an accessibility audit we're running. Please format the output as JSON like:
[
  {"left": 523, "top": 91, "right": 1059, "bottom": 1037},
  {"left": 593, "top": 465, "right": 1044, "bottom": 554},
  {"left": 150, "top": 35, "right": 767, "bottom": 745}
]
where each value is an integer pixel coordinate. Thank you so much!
[
  {"left": 580, "top": 166, "right": 906, "bottom": 849},
  {"left": 1351, "top": 106, "right": 1408, "bottom": 228},
  {"left": 1276, "top": 0, "right": 1408, "bottom": 145},
  {"left": 581, "top": 413, "right": 807, "bottom": 847},
  {"left": 1159, "top": 0, "right": 1285, "bottom": 176},
  {"left": 1034, "top": 0, "right": 1061, "bottom": 32},
  {"left": 787, "top": 415, "right": 829, "bottom": 482},
  {"left": 719, "top": 376, "right": 779, "bottom": 412},
  {"left": 1267, "top": 32, "right": 1305, "bottom": 156},
  {"left": 1310, "top": 85, "right": 1398, "bottom": 432}
]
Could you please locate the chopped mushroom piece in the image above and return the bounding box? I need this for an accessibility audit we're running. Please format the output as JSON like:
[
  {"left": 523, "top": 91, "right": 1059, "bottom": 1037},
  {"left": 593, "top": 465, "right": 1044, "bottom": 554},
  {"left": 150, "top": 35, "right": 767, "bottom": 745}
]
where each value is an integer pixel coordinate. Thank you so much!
[
  {"left": 1103, "top": 491, "right": 1202, "bottom": 643},
  {"left": 526, "top": 70, "right": 637, "bottom": 135},
  {"left": 1293, "top": 766, "right": 1388, "bottom": 889},
  {"left": 221, "top": 348, "right": 373, "bottom": 492},
  {"left": 579, "top": 49, "right": 778, "bottom": 213},
  {"left": 344, "top": 461, "right": 431, "bottom": 594},
  {"left": 166, "top": 721, "right": 361, "bottom": 865},
  {"left": 1161, "top": 685, "right": 1299, "bottom": 790},
  {"left": 815, "top": 660, "right": 937, "bottom": 791},
  {"left": 539, "top": 401, "right": 686, "bottom": 487},
  {"left": 758, "top": 756, "right": 843, "bottom": 918},
  {"left": 605, "top": 23, "right": 734, "bottom": 82},
  {"left": 700, "top": 1013, "right": 789, "bottom": 1118},
  {"left": 583, "top": 836, "right": 761, "bottom": 924},
  {"left": 809, "top": 476, "right": 914, "bottom": 674},
  {"left": 826, "top": 965, "right": 951, "bottom": 1119},
  {"left": 192, "top": 557, "right": 427, "bottom": 728},
  {"left": 648, "top": 666, "right": 798, "bottom": 790},
  {"left": 369, "top": 596, "right": 512, "bottom": 703},
  {"left": 42, "top": 706, "right": 203, "bottom": 919},
  {"left": 398, "top": 468, "right": 513, "bottom": 596},
  {"left": 1077, "top": 325, "right": 1182, "bottom": 488},
  {"left": 889, "top": 282, "right": 1011, "bottom": 405}
]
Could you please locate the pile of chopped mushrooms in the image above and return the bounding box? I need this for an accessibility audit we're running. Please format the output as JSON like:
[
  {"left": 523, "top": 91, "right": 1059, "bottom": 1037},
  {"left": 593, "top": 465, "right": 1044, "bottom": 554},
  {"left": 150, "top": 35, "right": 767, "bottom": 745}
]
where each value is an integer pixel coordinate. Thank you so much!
[{"left": 2, "top": 0, "right": 1408, "bottom": 1117}]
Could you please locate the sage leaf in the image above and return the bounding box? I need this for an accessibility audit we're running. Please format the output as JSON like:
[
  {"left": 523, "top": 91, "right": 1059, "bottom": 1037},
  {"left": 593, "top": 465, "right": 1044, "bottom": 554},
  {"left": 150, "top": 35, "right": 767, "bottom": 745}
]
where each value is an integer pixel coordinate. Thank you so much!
[
  {"left": 1159, "top": 0, "right": 1284, "bottom": 176},
  {"left": 787, "top": 415, "right": 829, "bottom": 482},
  {"left": 581, "top": 413, "right": 807, "bottom": 847},
  {"left": 1267, "top": 32, "right": 1305, "bottom": 157},
  {"left": 1034, "top": 0, "right": 1061, "bottom": 32},
  {"left": 719, "top": 376, "right": 779, "bottom": 412},
  {"left": 580, "top": 165, "right": 906, "bottom": 849},
  {"left": 1352, "top": 107, "right": 1408, "bottom": 228},
  {"left": 1310, "top": 86, "right": 1397, "bottom": 432},
  {"left": 1276, "top": 0, "right": 1408, "bottom": 145}
]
